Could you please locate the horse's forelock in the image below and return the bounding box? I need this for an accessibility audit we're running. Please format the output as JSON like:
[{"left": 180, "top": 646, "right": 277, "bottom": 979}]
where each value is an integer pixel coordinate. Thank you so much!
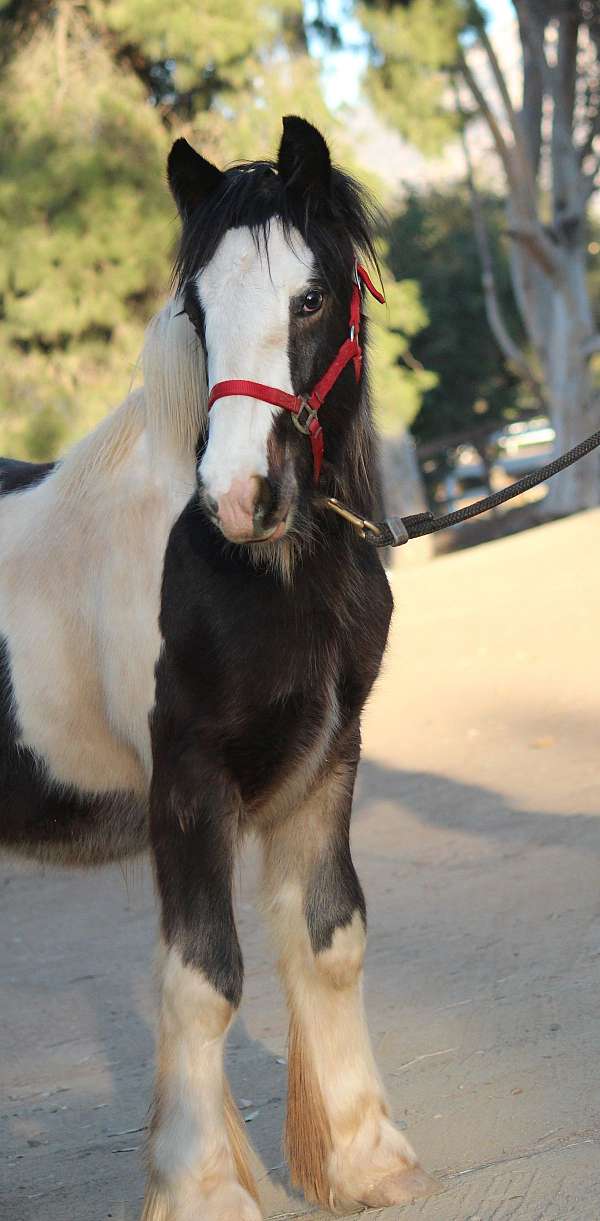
[{"left": 172, "top": 162, "right": 382, "bottom": 304}]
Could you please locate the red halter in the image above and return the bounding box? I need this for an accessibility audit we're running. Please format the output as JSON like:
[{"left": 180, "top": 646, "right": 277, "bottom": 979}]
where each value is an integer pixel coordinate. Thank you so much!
[{"left": 206, "top": 262, "right": 385, "bottom": 483}]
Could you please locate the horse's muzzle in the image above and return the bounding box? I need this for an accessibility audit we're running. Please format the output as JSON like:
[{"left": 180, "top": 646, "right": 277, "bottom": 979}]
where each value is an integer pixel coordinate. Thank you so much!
[{"left": 202, "top": 473, "right": 294, "bottom": 545}]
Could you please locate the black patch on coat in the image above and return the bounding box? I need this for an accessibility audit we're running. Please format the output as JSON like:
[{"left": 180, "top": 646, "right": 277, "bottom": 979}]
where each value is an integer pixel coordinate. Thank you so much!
[
  {"left": 150, "top": 492, "right": 392, "bottom": 1000},
  {"left": 150, "top": 728, "right": 244, "bottom": 1007},
  {"left": 182, "top": 281, "right": 207, "bottom": 357},
  {"left": 0, "top": 458, "right": 55, "bottom": 496},
  {"left": 0, "top": 637, "right": 147, "bottom": 865},
  {"left": 305, "top": 846, "right": 366, "bottom": 956},
  {"left": 304, "top": 750, "right": 367, "bottom": 955},
  {"left": 152, "top": 136, "right": 391, "bottom": 1000}
]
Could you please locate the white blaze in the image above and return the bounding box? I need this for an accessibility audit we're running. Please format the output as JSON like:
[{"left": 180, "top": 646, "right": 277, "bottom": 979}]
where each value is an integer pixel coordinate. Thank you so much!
[{"left": 197, "top": 221, "right": 313, "bottom": 499}]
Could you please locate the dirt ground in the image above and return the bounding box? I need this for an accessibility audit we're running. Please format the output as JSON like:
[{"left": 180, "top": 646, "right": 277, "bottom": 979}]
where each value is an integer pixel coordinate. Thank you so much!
[{"left": 2, "top": 509, "right": 600, "bottom": 1221}]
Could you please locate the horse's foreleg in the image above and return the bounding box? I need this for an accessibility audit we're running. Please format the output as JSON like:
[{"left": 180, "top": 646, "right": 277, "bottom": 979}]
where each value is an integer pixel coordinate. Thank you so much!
[
  {"left": 143, "top": 762, "right": 261, "bottom": 1221},
  {"left": 261, "top": 738, "right": 437, "bottom": 1212}
]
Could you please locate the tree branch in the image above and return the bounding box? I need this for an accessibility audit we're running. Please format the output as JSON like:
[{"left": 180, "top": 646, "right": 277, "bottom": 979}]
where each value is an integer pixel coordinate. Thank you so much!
[
  {"left": 516, "top": 0, "right": 587, "bottom": 232},
  {"left": 478, "top": 23, "right": 534, "bottom": 191},
  {"left": 459, "top": 49, "right": 558, "bottom": 275},
  {"left": 455, "top": 85, "right": 542, "bottom": 390},
  {"left": 505, "top": 221, "right": 557, "bottom": 258},
  {"left": 458, "top": 51, "right": 515, "bottom": 183},
  {"left": 517, "top": 7, "right": 543, "bottom": 174},
  {"left": 582, "top": 333, "right": 600, "bottom": 359},
  {"left": 552, "top": 8, "right": 583, "bottom": 227},
  {"left": 400, "top": 348, "right": 425, "bottom": 374}
]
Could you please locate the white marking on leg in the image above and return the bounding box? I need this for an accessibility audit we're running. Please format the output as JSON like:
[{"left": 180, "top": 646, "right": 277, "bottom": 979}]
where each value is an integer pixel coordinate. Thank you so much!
[
  {"left": 146, "top": 948, "right": 261, "bottom": 1220},
  {"left": 292, "top": 913, "right": 422, "bottom": 1205},
  {"left": 263, "top": 799, "right": 430, "bottom": 1210}
]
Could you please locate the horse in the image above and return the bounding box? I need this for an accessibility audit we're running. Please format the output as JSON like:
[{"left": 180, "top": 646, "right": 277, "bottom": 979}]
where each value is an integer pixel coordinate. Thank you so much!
[{"left": 0, "top": 116, "right": 437, "bottom": 1219}]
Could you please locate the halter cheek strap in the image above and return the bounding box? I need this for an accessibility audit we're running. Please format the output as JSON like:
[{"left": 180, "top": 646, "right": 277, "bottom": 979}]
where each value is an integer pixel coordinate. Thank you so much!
[{"left": 206, "top": 262, "right": 385, "bottom": 483}]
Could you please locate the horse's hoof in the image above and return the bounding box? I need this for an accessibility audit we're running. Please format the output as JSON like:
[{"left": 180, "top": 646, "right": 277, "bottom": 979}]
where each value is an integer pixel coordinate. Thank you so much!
[
  {"left": 141, "top": 1182, "right": 263, "bottom": 1221},
  {"left": 357, "top": 1163, "right": 442, "bottom": 1207}
]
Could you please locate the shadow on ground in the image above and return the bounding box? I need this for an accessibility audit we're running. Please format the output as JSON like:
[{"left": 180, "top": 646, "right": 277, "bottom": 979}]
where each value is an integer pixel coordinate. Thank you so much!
[
  {"left": 2, "top": 754, "right": 600, "bottom": 1219},
  {"left": 355, "top": 758, "right": 600, "bottom": 854}
]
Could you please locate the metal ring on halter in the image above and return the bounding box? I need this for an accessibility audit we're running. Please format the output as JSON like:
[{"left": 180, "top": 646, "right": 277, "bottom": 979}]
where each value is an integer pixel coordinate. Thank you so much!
[{"left": 292, "top": 400, "right": 320, "bottom": 436}]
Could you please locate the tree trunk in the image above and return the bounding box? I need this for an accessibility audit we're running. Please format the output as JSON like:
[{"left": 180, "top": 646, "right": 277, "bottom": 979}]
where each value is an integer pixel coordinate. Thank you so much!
[
  {"left": 379, "top": 429, "right": 434, "bottom": 563},
  {"left": 462, "top": 3, "right": 600, "bottom": 517},
  {"left": 541, "top": 248, "right": 600, "bottom": 515}
]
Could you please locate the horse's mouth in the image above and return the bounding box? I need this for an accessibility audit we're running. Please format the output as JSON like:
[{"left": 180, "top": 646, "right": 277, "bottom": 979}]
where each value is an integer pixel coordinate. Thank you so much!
[
  {"left": 206, "top": 508, "right": 291, "bottom": 547},
  {"left": 201, "top": 475, "right": 295, "bottom": 546},
  {"left": 236, "top": 514, "right": 289, "bottom": 546},
  {"left": 243, "top": 482, "right": 295, "bottom": 545}
]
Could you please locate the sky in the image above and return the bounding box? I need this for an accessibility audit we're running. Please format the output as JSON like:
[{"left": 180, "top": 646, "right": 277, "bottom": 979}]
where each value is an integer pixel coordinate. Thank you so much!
[
  {"left": 481, "top": 0, "right": 514, "bottom": 22},
  {"left": 306, "top": 0, "right": 515, "bottom": 110}
]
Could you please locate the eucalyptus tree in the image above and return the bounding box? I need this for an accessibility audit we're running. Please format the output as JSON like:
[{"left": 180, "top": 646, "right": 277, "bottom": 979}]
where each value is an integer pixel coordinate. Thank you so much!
[{"left": 359, "top": 0, "right": 600, "bottom": 513}]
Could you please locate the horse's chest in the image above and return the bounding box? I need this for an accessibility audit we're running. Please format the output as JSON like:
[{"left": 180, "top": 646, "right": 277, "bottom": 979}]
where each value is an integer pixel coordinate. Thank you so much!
[
  {"left": 221, "top": 665, "right": 341, "bottom": 810},
  {"left": 160, "top": 514, "right": 392, "bottom": 813},
  {"left": 211, "top": 613, "right": 372, "bottom": 811}
]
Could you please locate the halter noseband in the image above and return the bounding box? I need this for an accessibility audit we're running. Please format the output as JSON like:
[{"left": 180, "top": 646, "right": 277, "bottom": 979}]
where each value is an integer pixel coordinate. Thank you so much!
[{"left": 206, "top": 262, "right": 385, "bottom": 483}]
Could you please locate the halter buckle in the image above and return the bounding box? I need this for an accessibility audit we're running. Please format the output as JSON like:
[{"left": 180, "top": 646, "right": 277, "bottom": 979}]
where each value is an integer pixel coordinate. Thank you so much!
[{"left": 293, "top": 399, "right": 319, "bottom": 436}]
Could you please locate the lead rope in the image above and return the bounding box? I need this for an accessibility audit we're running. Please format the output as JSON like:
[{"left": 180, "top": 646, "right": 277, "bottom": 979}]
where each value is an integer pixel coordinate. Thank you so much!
[{"left": 321, "top": 426, "right": 600, "bottom": 547}]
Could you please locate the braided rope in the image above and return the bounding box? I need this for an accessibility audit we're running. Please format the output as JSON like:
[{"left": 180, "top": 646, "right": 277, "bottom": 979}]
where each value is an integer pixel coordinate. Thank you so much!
[{"left": 368, "top": 428, "right": 600, "bottom": 547}]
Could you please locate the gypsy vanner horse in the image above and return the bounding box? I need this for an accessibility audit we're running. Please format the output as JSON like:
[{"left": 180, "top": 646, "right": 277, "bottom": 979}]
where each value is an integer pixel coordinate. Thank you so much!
[{"left": 0, "top": 118, "right": 437, "bottom": 1219}]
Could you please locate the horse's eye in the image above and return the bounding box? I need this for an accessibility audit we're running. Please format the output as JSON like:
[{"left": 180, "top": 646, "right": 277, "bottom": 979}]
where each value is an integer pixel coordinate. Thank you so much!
[{"left": 301, "top": 289, "right": 324, "bottom": 314}]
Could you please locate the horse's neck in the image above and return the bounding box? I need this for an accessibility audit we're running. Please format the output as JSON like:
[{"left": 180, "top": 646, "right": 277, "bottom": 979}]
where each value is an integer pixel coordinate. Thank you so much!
[
  {"left": 52, "top": 388, "right": 197, "bottom": 507},
  {"left": 50, "top": 298, "right": 206, "bottom": 502}
]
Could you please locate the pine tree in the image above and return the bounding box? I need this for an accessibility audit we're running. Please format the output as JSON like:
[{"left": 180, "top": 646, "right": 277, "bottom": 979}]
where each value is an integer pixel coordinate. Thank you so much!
[{"left": 0, "top": 0, "right": 328, "bottom": 456}]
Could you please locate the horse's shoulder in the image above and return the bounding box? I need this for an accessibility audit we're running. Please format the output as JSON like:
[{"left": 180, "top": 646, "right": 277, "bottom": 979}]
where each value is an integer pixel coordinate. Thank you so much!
[{"left": 0, "top": 458, "right": 56, "bottom": 496}]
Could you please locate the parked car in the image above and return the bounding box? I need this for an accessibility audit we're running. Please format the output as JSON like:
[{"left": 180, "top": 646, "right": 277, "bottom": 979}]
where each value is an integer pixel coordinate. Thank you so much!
[
  {"left": 431, "top": 417, "right": 556, "bottom": 513},
  {"left": 492, "top": 417, "right": 556, "bottom": 477}
]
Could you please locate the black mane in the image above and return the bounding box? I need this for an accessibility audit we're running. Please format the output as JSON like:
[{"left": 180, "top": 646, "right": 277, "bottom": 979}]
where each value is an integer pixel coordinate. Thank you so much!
[{"left": 173, "top": 160, "right": 382, "bottom": 299}]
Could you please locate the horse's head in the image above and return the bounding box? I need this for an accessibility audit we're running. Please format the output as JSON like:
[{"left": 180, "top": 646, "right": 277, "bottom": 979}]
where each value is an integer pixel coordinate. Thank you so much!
[{"left": 168, "top": 117, "right": 380, "bottom": 549}]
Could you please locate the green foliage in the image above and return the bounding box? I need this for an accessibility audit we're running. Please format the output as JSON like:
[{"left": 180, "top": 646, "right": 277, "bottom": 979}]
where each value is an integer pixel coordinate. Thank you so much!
[
  {"left": 370, "top": 269, "right": 437, "bottom": 434},
  {"left": 386, "top": 188, "right": 525, "bottom": 444},
  {"left": 91, "top": 0, "right": 306, "bottom": 120},
  {"left": 0, "top": 0, "right": 433, "bottom": 459},
  {"left": 359, "top": 0, "right": 472, "bottom": 155},
  {"left": 0, "top": 14, "right": 169, "bottom": 455},
  {"left": 0, "top": 0, "right": 317, "bottom": 458}
]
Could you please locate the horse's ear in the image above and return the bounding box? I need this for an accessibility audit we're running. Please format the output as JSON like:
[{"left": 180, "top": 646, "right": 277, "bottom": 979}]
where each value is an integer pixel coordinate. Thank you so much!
[
  {"left": 277, "top": 116, "right": 331, "bottom": 196},
  {"left": 167, "top": 138, "right": 223, "bottom": 219}
]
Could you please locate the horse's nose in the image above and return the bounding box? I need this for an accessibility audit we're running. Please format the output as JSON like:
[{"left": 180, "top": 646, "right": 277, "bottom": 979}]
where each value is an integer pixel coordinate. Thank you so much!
[
  {"left": 214, "top": 476, "right": 280, "bottom": 542},
  {"left": 252, "top": 476, "right": 277, "bottom": 532}
]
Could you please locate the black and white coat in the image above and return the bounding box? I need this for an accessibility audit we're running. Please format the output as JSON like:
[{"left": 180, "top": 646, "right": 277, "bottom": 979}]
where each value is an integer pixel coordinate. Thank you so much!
[{"left": 0, "top": 118, "right": 435, "bottom": 1220}]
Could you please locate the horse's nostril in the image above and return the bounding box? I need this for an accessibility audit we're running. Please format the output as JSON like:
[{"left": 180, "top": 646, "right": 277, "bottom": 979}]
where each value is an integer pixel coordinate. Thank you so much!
[{"left": 253, "top": 477, "right": 276, "bottom": 527}]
